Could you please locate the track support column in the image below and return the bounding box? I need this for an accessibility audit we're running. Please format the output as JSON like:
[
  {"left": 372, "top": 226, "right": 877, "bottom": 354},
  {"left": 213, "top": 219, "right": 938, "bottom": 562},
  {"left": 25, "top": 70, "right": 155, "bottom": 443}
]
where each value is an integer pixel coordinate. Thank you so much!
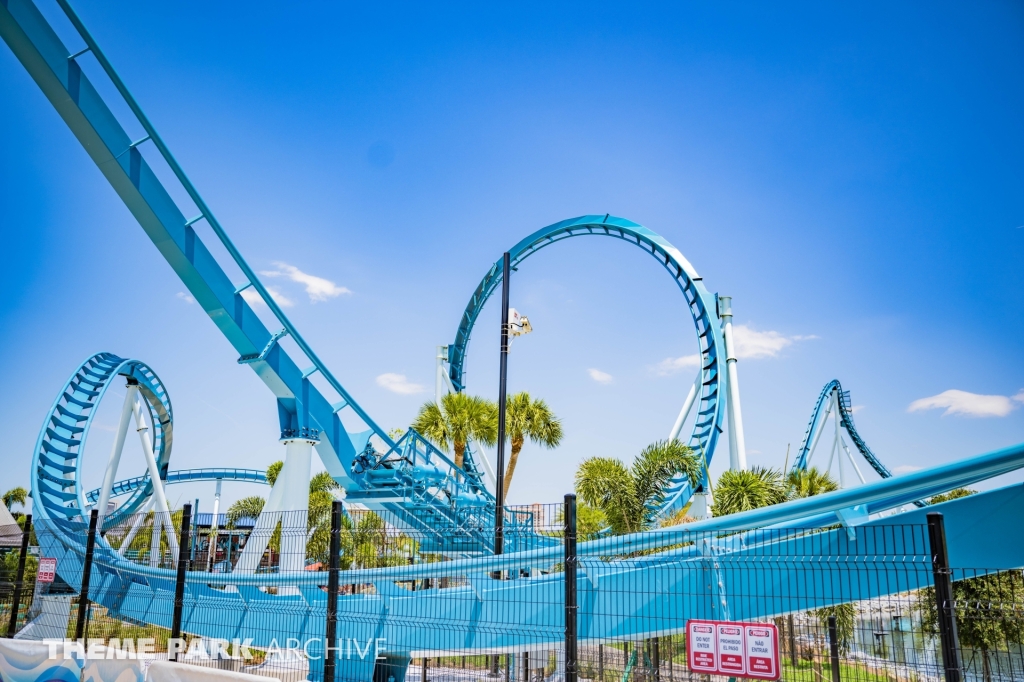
[
  {"left": 718, "top": 296, "right": 747, "bottom": 471},
  {"left": 96, "top": 383, "right": 138, "bottom": 531}
]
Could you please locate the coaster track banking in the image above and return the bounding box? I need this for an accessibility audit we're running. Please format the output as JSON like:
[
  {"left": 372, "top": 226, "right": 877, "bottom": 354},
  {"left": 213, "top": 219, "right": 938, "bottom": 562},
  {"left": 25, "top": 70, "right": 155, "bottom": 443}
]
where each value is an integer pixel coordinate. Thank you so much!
[
  {"left": 31, "top": 353, "right": 172, "bottom": 533},
  {"left": 794, "top": 379, "right": 890, "bottom": 476}
]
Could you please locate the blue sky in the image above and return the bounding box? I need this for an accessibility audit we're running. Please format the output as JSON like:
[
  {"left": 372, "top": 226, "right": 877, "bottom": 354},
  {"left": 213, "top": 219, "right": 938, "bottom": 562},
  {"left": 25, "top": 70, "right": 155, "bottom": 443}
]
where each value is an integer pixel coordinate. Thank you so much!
[{"left": 1, "top": 0, "right": 1022, "bottom": 511}]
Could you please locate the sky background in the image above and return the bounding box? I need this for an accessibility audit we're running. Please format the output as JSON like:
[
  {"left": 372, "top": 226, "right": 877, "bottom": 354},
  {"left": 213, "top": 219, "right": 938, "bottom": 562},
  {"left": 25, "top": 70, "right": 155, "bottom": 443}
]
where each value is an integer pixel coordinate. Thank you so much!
[{"left": 1, "top": 0, "right": 1022, "bottom": 514}]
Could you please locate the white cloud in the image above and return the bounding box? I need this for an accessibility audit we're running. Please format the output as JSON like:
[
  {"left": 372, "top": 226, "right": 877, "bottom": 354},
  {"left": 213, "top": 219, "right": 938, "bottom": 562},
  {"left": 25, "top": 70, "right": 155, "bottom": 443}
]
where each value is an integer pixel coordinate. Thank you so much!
[
  {"left": 732, "top": 325, "right": 817, "bottom": 359},
  {"left": 892, "top": 465, "right": 922, "bottom": 475},
  {"left": 176, "top": 292, "right": 195, "bottom": 304},
  {"left": 654, "top": 354, "right": 701, "bottom": 376},
  {"left": 241, "top": 286, "right": 294, "bottom": 309},
  {"left": 849, "top": 405, "right": 866, "bottom": 414},
  {"left": 376, "top": 373, "right": 427, "bottom": 395},
  {"left": 908, "top": 389, "right": 1024, "bottom": 418},
  {"left": 653, "top": 326, "right": 815, "bottom": 372},
  {"left": 261, "top": 262, "right": 351, "bottom": 302},
  {"left": 588, "top": 368, "right": 613, "bottom": 384}
]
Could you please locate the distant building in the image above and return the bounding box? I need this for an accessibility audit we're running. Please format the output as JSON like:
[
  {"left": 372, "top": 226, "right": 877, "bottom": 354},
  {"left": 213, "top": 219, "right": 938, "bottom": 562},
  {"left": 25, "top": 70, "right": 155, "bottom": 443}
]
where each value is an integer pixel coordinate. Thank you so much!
[
  {"left": 191, "top": 513, "right": 256, "bottom": 572},
  {"left": 528, "top": 503, "right": 546, "bottom": 531},
  {"left": 0, "top": 499, "right": 21, "bottom": 547}
]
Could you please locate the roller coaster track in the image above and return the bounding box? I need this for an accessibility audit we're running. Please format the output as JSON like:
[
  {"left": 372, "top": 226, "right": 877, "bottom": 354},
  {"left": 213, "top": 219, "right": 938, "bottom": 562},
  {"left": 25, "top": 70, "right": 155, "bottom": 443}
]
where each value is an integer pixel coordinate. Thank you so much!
[
  {"left": 31, "top": 353, "right": 172, "bottom": 533},
  {"left": 84, "top": 468, "right": 269, "bottom": 506},
  {"left": 793, "top": 380, "right": 889, "bottom": 477},
  {"left": 793, "top": 379, "right": 928, "bottom": 507},
  {"left": 449, "top": 216, "right": 726, "bottom": 515}
]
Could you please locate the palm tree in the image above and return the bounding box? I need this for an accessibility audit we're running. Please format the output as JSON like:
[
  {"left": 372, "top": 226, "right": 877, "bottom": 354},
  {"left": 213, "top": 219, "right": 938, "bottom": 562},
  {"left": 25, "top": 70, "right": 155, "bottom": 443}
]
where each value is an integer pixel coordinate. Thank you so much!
[
  {"left": 711, "top": 466, "right": 788, "bottom": 517},
  {"left": 412, "top": 392, "right": 498, "bottom": 470},
  {"left": 502, "top": 392, "right": 563, "bottom": 497},
  {"left": 787, "top": 467, "right": 839, "bottom": 499},
  {"left": 575, "top": 440, "right": 702, "bottom": 535},
  {"left": 3, "top": 487, "right": 28, "bottom": 511}
]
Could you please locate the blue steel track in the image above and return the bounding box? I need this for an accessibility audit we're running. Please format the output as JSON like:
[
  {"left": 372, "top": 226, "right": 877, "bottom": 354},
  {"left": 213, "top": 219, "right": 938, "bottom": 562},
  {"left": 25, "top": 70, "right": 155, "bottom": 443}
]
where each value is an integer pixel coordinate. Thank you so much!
[
  {"left": 5, "top": 2, "right": 1024, "bottom": 681},
  {"left": 449, "top": 216, "right": 725, "bottom": 515}
]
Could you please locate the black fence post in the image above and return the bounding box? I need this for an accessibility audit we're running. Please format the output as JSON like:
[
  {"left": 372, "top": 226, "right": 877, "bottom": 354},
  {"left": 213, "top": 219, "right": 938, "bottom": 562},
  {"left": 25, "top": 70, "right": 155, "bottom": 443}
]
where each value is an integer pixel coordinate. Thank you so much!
[
  {"left": 6, "top": 514, "right": 32, "bottom": 637},
  {"left": 324, "top": 501, "right": 342, "bottom": 682},
  {"left": 74, "top": 509, "right": 98, "bottom": 641},
  {"left": 170, "top": 503, "right": 192, "bottom": 661},
  {"left": 827, "top": 616, "right": 841, "bottom": 682},
  {"left": 788, "top": 614, "right": 798, "bottom": 667},
  {"left": 564, "top": 494, "right": 578, "bottom": 682},
  {"left": 652, "top": 637, "right": 660, "bottom": 682},
  {"left": 927, "top": 512, "right": 963, "bottom": 682}
]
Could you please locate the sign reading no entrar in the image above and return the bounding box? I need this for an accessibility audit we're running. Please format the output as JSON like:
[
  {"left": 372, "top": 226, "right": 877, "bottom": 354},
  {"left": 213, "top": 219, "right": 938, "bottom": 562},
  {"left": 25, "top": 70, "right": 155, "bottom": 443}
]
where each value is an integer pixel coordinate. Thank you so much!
[
  {"left": 38, "top": 557, "right": 57, "bottom": 583},
  {"left": 686, "top": 619, "right": 780, "bottom": 680}
]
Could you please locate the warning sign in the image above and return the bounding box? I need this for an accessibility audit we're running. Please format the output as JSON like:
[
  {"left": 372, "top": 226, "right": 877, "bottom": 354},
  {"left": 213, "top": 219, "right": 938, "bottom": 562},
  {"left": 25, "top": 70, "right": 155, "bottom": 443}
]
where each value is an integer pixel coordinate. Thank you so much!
[
  {"left": 717, "top": 623, "right": 746, "bottom": 675},
  {"left": 38, "top": 557, "right": 57, "bottom": 583},
  {"left": 686, "top": 621, "right": 717, "bottom": 673},
  {"left": 743, "top": 624, "right": 780, "bottom": 680},
  {"left": 685, "top": 620, "right": 779, "bottom": 680}
]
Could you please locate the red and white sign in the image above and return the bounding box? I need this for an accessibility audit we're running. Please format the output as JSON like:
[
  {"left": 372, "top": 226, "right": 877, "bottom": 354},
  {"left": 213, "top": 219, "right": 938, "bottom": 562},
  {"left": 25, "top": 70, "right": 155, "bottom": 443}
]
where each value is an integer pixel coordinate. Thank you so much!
[
  {"left": 717, "top": 623, "right": 746, "bottom": 675},
  {"left": 685, "top": 620, "right": 779, "bottom": 681},
  {"left": 686, "top": 621, "right": 717, "bottom": 673},
  {"left": 37, "top": 557, "right": 57, "bottom": 583},
  {"left": 744, "top": 624, "right": 780, "bottom": 679}
]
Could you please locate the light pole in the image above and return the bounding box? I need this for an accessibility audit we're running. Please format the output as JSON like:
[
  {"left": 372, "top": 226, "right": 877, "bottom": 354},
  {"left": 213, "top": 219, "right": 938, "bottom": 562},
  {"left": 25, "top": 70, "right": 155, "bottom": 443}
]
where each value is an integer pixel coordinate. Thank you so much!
[{"left": 494, "top": 251, "right": 511, "bottom": 555}]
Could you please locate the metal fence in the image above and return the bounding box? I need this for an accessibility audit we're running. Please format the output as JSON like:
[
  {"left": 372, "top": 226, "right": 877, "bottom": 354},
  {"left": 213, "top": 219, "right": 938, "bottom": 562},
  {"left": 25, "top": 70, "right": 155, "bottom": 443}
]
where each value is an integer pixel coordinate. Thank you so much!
[{"left": 2, "top": 502, "right": 1022, "bottom": 682}]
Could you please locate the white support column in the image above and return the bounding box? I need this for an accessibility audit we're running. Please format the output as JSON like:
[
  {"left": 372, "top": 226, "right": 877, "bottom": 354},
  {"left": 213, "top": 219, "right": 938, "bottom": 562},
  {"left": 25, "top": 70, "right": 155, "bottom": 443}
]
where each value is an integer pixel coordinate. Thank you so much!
[
  {"left": 435, "top": 345, "right": 449, "bottom": 407},
  {"left": 118, "top": 496, "right": 153, "bottom": 556},
  {"left": 234, "top": 435, "right": 314, "bottom": 583},
  {"left": 132, "top": 396, "right": 179, "bottom": 561},
  {"left": 149, "top": 509, "right": 163, "bottom": 568},
  {"left": 473, "top": 441, "right": 498, "bottom": 490},
  {"left": 805, "top": 403, "right": 832, "bottom": 468},
  {"left": 668, "top": 372, "right": 703, "bottom": 443},
  {"left": 233, "top": 469, "right": 288, "bottom": 573},
  {"left": 825, "top": 435, "right": 838, "bottom": 477},
  {"left": 277, "top": 437, "right": 313, "bottom": 576},
  {"left": 841, "top": 437, "right": 866, "bottom": 484},
  {"left": 207, "top": 479, "right": 223, "bottom": 571},
  {"left": 96, "top": 383, "right": 139, "bottom": 531},
  {"left": 718, "top": 296, "right": 747, "bottom": 471},
  {"left": 833, "top": 391, "right": 846, "bottom": 488}
]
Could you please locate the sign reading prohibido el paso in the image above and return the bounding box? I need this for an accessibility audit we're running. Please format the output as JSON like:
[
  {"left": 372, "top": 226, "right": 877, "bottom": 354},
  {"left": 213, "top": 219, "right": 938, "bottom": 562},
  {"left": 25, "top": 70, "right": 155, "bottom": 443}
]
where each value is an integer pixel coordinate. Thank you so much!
[{"left": 685, "top": 620, "right": 780, "bottom": 680}]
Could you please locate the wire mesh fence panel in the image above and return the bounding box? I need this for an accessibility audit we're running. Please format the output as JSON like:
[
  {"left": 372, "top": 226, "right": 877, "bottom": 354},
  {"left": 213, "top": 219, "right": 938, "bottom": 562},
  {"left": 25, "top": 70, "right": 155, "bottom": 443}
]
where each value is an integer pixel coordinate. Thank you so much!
[{"left": 5, "top": 506, "right": 1023, "bottom": 682}]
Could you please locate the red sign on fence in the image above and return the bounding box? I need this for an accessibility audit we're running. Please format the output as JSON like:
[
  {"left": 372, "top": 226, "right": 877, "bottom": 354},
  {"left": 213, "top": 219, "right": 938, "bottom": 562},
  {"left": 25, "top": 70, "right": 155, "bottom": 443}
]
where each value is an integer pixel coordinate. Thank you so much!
[
  {"left": 686, "top": 620, "right": 780, "bottom": 680},
  {"left": 37, "top": 557, "right": 56, "bottom": 583}
]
